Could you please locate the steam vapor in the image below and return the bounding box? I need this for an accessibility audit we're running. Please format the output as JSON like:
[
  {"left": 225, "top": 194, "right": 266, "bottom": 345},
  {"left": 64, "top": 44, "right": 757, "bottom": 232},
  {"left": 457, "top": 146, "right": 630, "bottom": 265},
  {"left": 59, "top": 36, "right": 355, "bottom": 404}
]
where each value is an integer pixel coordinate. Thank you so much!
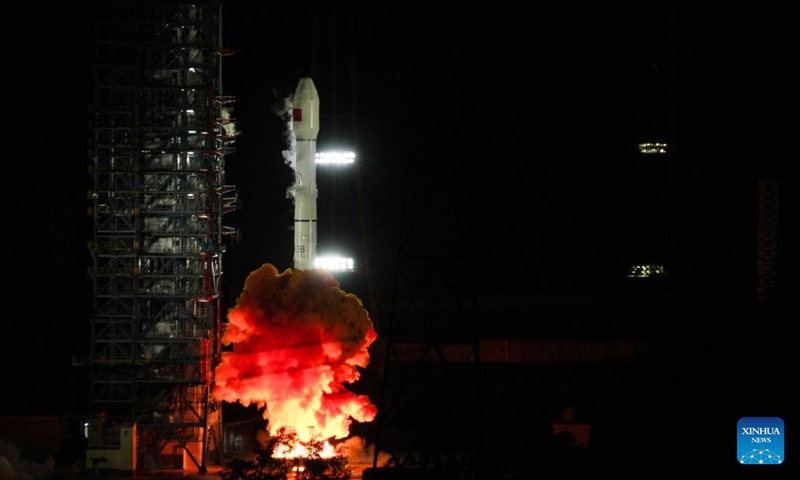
[
  {"left": 272, "top": 89, "right": 296, "bottom": 170},
  {"left": 213, "top": 264, "right": 378, "bottom": 443}
]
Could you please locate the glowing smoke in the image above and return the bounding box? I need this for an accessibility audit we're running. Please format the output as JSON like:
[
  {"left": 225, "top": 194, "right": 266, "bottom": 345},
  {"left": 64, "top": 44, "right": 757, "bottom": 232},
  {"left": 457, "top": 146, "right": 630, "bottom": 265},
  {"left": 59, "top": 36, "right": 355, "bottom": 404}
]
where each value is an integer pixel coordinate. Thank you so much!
[{"left": 213, "top": 263, "right": 378, "bottom": 443}]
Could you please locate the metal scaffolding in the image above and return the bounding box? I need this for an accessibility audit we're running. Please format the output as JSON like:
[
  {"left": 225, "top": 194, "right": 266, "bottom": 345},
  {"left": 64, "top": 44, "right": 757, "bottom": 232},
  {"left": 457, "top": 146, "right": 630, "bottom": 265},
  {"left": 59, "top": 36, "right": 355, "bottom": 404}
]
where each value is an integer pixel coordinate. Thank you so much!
[{"left": 87, "top": 0, "right": 236, "bottom": 471}]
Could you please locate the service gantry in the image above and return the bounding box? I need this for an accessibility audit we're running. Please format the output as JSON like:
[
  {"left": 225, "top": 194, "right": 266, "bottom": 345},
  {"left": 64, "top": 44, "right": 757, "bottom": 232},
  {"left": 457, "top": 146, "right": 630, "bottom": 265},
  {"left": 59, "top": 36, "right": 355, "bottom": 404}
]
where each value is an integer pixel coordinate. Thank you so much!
[{"left": 87, "top": 0, "right": 236, "bottom": 471}]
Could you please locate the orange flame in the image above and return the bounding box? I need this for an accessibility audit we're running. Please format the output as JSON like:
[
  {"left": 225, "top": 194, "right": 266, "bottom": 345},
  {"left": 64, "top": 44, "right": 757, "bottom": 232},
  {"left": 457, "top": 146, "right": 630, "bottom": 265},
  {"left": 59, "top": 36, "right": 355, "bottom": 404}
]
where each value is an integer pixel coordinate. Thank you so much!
[
  {"left": 213, "top": 263, "right": 378, "bottom": 443},
  {"left": 273, "top": 441, "right": 336, "bottom": 459}
]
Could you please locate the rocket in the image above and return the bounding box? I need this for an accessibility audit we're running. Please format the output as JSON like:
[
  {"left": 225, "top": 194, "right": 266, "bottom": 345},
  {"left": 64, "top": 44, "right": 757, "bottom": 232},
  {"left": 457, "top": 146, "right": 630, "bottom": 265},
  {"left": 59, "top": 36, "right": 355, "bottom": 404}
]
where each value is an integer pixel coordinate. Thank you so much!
[{"left": 291, "top": 77, "right": 320, "bottom": 270}]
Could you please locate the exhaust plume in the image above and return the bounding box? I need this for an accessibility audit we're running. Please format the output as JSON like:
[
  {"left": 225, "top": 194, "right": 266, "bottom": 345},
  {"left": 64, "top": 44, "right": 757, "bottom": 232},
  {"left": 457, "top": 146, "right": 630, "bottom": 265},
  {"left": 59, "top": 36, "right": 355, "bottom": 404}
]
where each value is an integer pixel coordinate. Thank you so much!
[{"left": 213, "top": 263, "right": 378, "bottom": 443}]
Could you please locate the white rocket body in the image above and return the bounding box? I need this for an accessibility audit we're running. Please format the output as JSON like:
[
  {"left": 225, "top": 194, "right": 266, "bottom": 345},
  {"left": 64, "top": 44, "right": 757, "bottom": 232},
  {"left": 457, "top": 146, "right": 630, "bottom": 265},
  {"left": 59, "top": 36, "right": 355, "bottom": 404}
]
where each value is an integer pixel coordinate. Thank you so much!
[{"left": 291, "top": 77, "right": 320, "bottom": 270}]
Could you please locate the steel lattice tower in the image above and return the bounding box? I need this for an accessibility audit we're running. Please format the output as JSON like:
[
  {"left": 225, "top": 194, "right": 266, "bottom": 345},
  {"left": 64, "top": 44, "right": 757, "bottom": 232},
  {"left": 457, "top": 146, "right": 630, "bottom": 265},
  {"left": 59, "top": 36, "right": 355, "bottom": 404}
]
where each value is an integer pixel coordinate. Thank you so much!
[
  {"left": 756, "top": 179, "right": 779, "bottom": 303},
  {"left": 87, "top": 0, "right": 237, "bottom": 471}
]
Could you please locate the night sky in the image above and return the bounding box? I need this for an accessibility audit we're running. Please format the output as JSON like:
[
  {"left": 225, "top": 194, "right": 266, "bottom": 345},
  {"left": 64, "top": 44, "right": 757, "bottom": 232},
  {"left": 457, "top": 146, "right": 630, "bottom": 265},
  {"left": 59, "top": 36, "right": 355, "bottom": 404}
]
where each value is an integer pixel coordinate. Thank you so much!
[
  {"left": 2, "top": 0, "right": 796, "bottom": 474},
  {"left": 217, "top": 0, "right": 795, "bottom": 295}
]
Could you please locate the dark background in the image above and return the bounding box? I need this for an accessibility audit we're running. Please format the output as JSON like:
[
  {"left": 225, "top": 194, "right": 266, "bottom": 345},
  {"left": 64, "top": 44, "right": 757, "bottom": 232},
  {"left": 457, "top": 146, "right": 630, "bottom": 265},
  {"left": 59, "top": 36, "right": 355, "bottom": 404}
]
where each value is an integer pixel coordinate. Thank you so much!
[{"left": 2, "top": 0, "right": 796, "bottom": 476}]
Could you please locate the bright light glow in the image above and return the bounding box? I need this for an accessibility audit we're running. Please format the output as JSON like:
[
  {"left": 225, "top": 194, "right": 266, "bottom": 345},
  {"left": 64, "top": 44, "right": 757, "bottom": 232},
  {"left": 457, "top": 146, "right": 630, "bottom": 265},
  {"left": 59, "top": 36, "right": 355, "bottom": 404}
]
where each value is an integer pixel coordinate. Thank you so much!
[
  {"left": 315, "top": 255, "right": 355, "bottom": 271},
  {"left": 627, "top": 264, "right": 665, "bottom": 278},
  {"left": 273, "top": 441, "right": 336, "bottom": 459},
  {"left": 638, "top": 142, "right": 668, "bottom": 154},
  {"left": 316, "top": 151, "right": 356, "bottom": 165}
]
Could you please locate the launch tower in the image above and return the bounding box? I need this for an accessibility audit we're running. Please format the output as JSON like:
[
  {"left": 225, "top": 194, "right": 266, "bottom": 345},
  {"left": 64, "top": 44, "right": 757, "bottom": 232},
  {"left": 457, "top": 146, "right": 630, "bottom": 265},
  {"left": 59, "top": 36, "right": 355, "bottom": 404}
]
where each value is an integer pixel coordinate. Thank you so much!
[{"left": 86, "top": 0, "right": 236, "bottom": 471}]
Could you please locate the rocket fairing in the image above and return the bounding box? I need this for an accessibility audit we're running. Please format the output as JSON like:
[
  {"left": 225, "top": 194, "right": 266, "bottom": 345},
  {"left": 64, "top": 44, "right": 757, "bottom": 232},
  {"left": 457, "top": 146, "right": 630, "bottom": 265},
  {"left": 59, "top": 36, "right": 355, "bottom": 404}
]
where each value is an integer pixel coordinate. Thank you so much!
[{"left": 291, "top": 77, "right": 320, "bottom": 270}]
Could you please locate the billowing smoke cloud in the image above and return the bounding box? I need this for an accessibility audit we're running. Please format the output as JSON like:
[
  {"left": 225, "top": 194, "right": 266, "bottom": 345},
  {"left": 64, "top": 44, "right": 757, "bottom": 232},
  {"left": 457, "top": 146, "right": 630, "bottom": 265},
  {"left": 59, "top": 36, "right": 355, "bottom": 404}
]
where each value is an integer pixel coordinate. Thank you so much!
[
  {"left": 334, "top": 436, "right": 392, "bottom": 468},
  {"left": 271, "top": 89, "right": 296, "bottom": 171},
  {"left": 0, "top": 438, "right": 54, "bottom": 480},
  {"left": 213, "top": 263, "right": 378, "bottom": 443}
]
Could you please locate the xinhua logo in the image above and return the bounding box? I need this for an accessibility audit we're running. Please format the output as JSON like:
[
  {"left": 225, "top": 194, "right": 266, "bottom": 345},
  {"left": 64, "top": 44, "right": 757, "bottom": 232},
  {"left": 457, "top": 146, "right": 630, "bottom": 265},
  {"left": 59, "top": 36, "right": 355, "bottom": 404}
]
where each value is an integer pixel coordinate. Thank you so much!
[{"left": 738, "top": 417, "right": 784, "bottom": 465}]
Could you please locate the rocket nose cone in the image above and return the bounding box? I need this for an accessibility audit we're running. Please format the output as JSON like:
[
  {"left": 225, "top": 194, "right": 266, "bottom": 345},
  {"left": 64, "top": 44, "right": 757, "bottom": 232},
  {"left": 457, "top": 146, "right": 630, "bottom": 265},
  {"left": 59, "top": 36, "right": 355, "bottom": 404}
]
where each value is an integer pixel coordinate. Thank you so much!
[
  {"left": 293, "top": 77, "right": 319, "bottom": 102},
  {"left": 292, "top": 77, "right": 320, "bottom": 140},
  {"left": 297, "top": 77, "right": 315, "bottom": 89}
]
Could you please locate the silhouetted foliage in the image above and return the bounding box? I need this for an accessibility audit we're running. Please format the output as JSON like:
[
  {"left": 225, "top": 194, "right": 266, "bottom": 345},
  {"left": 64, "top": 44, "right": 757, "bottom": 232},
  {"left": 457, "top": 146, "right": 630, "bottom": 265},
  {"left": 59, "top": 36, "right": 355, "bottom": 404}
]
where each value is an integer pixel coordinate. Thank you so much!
[{"left": 221, "top": 427, "right": 352, "bottom": 480}]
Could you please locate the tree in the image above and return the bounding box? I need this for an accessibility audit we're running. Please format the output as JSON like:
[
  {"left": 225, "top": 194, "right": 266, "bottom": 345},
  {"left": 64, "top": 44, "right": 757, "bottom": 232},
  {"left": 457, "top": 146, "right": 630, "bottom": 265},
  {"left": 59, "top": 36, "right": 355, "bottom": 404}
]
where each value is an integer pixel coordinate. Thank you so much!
[{"left": 221, "top": 427, "right": 352, "bottom": 480}]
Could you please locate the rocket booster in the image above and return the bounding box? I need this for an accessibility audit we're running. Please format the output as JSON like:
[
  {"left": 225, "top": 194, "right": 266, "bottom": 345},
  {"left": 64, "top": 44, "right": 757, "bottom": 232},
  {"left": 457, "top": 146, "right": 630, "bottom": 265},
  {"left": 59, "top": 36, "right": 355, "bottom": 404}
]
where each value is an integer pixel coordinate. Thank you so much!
[{"left": 291, "top": 77, "right": 319, "bottom": 270}]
